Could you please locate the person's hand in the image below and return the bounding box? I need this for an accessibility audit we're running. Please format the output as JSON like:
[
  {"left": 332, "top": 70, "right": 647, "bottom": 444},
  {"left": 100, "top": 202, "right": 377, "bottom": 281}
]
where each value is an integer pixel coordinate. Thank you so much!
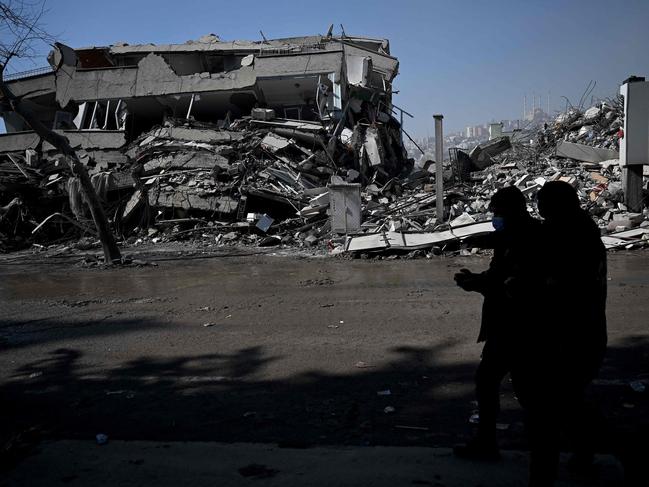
[{"left": 454, "top": 268, "right": 479, "bottom": 291}]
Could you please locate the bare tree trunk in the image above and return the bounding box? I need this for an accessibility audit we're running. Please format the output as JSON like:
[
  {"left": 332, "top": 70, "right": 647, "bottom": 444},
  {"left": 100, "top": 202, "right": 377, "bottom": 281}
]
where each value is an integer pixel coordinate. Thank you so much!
[{"left": 0, "top": 66, "right": 122, "bottom": 263}]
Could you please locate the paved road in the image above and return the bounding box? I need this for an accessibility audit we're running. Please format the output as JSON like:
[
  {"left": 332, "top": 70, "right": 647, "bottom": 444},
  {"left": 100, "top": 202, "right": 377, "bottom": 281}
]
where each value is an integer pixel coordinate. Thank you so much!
[{"left": 0, "top": 250, "right": 648, "bottom": 482}]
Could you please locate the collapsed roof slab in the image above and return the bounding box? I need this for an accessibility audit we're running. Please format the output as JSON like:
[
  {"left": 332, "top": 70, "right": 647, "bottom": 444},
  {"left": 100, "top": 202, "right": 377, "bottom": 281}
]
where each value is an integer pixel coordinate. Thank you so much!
[{"left": 0, "top": 130, "right": 126, "bottom": 153}]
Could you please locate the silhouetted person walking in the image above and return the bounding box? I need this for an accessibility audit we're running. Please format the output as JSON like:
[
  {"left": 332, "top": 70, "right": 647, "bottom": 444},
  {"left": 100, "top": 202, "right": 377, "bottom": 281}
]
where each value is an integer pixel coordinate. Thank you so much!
[
  {"left": 454, "top": 186, "right": 542, "bottom": 461},
  {"left": 512, "top": 181, "right": 607, "bottom": 486}
]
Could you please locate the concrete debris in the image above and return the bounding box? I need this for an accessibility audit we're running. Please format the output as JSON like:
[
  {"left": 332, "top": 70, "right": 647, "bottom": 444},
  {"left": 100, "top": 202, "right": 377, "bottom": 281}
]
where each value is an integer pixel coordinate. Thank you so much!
[
  {"left": 1, "top": 33, "right": 647, "bottom": 257},
  {"left": 341, "top": 98, "right": 647, "bottom": 258},
  {"left": 468, "top": 136, "right": 512, "bottom": 170},
  {"left": 0, "top": 31, "right": 415, "bottom": 253},
  {"left": 555, "top": 140, "right": 619, "bottom": 163},
  {"left": 445, "top": 98, "right": 649, "bottom": 252}
]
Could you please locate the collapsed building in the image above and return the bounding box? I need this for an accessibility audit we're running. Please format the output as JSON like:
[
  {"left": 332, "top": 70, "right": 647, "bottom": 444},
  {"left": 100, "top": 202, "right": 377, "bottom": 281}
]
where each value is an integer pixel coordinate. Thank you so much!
[
  {"left": 1, "top": 32, "right": 648, "bottom": 258},
  {"left": 0, "top": 32, "right": 413, "bottom": 252}
]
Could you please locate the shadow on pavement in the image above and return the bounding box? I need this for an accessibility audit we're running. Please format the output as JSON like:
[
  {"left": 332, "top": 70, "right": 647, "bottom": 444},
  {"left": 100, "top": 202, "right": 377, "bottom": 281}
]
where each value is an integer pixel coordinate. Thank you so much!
[{"left": 0, "top": 321, "right": 647, "bottom": 484}]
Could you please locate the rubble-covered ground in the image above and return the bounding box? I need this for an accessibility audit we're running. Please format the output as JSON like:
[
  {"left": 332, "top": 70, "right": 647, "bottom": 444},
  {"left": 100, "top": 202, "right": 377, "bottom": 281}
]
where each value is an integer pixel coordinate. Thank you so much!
[{"left": 1, "top": 97, "right": 648, "bottom": 259}]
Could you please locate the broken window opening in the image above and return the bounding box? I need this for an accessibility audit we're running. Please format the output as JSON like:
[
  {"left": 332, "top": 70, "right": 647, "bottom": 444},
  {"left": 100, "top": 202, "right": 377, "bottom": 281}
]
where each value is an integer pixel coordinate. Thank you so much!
[
  {"left": 89, "top": 102, "right": 100, "bottom": 129},
  {"left": 73, "top": 100, "right": 126, "bottom": 130},
  {"left": 115, "top": 100, "right": 128, "bottom": 130}
]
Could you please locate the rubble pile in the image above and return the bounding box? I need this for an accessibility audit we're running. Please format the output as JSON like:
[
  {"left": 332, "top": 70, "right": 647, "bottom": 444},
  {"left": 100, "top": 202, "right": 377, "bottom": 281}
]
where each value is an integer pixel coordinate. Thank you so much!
[
  {"left": 438, "top": 99, "right": 649, "bottom": 252},
  {"left": 339, "top": 99, "right": 648, "bottom": 256},
  {"left": 125, "top": 112, "right": 417, "bottom": 248},
  {"left": 540, "top": 100, "right": 624, "bottom": 152},
  {"left": 0, "top": 110, "right": 415, "bottom": 252},
  {"left": 1, "top": 26, "right": 647, "bottom": 259},
  {"left": 2, "top": 97, "right": 648, "bottom": 257},
  {"left": 0, "top": 31, "right": 418, "bottom": 253}
]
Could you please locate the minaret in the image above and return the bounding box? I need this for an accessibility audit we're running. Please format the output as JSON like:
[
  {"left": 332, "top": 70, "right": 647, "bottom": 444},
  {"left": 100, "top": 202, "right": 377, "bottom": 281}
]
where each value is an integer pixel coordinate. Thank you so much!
[{"left": 523, "top": 95, "right": 527, "bottom": 120}]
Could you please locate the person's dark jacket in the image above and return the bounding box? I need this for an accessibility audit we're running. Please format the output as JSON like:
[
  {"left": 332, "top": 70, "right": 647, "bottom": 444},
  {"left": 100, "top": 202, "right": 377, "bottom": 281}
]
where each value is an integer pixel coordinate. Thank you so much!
[
  {"left": 470, "top": 217, "right": 544, "bottom": 343},
  {"left": 541, "top": 209, "right": 607, "bottom": 381}
]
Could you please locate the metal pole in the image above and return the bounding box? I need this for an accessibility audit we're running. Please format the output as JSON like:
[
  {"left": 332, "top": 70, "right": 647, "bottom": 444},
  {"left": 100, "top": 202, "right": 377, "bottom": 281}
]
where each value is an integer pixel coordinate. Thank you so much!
[{"left": 433, "top": 114, "right": 444, "bottom": 223}]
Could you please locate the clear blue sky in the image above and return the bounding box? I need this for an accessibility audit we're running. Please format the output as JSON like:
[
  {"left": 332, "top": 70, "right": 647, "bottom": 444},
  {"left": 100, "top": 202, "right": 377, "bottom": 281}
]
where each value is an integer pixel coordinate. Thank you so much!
[{"left": 5, "top": 0, "right": 649, "bottom": 136}]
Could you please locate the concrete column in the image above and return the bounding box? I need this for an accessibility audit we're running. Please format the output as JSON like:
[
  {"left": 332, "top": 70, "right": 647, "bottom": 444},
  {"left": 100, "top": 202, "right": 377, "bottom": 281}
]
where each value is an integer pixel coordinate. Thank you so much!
[
  {"left": 623, "top": 165, "right": 644, "bottom": 212},
  {"left": 433, "top": 115, "right": 444, "bottom": 223},
  {"left": 620, "top": 77, "right": 649, "bottom": 212}
]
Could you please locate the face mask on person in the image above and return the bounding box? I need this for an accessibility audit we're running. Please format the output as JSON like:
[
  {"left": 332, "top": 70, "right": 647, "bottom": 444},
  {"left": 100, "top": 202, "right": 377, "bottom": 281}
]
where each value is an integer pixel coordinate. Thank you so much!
[{"left": 492, "top": 216, "right": 505, "bottom": 232}]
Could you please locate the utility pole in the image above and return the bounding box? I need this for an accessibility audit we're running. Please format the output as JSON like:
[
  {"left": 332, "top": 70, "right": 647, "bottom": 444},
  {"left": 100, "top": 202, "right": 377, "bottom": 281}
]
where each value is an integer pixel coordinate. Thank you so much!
[{"left": 433, "top": 114, "right": 444, "bottom": 223}]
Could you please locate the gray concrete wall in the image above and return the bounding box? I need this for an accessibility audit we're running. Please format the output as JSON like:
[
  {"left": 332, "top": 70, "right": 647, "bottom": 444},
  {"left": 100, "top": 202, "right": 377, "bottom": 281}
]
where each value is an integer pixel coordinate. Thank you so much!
[
  {"left": 57, "top": 54, "right": 257, "bottom": 105},
  {"left": 5, "top": 73, "right": 55, "bottom": 99},
  {"left": 255, "top": 51, "right": 343, "bottom": 78},
  {"left": 57, "top": 51, "right": 344, "bottom": 106}
]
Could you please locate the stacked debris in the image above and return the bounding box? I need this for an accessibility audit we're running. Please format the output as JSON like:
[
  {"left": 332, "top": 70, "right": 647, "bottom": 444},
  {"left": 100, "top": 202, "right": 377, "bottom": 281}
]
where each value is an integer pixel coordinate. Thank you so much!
[
  {"left": 2, "top": 89, "right": 647, "bottom": 257},
  {"left": 342, "top": 98, "right": 648, "bottom": 256},
  {"left": 0, "top": 136, "right": 135, "bottom": 252},
  {"left": 1, "top": 31, "right": 415, "bottom": 253},
  {"left": 0, "top": 105, "right": 415, "bottom": 252},
  {"left": 3, "top": 31, "right": 648, "bottom": 258}
]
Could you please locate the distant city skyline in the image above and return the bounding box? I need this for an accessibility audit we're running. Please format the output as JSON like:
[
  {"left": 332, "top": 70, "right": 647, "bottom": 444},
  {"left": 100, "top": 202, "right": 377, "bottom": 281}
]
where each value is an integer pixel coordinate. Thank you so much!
[{"left": 2, "top": 0, "right": 648, "bottom": 137}]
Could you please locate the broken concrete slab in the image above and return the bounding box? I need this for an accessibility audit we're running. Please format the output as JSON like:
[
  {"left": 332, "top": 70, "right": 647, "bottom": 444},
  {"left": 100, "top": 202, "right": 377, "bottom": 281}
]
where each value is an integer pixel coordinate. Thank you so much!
[
  {"left": 261, "top": 133, "right": 292, "bottom": 152},
  {"left": 143, "top": 152, "right": 230, "bottom": 172},
  {"left": 344, "top": 221, "right": 494, "bottom": 252},
  {"left": 149, "top": 190, "right": 238, "bottom": 213},
  {"left": 162, "top": 127, "right": 244, "bottom": 144},
  {"left": 469, "top": 137, "right": 512, "bottom": 170},
  {"left": 449, "top": 212, "right": 475, "bottom": 227},
  {"left": 555, "top": 140, "right": 619, "bottom": 163}
]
